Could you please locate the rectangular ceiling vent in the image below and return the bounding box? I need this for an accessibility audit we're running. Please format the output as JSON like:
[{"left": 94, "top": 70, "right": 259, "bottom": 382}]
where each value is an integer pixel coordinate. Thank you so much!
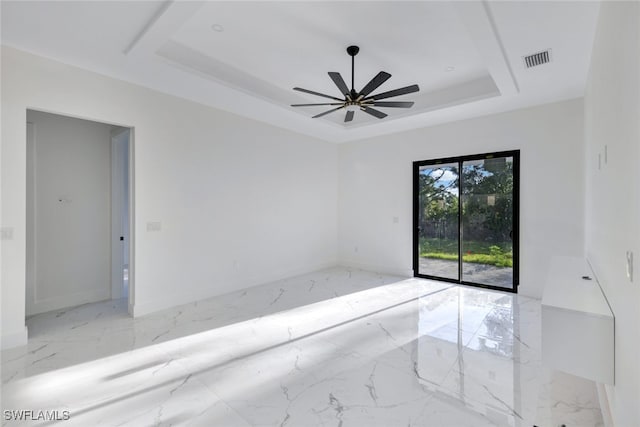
[{"left": 523, "top": 49, "right": 551, "bottom": 69}]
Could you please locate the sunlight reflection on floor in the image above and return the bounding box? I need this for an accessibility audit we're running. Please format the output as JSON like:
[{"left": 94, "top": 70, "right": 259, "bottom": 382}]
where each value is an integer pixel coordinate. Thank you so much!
[{"left": 2, "top": 268, "right": 603, "bottom": 426}]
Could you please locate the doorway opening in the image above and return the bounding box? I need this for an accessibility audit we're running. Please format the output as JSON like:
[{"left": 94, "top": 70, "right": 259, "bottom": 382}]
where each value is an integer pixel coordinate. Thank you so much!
[
  {"left": 110, "top": 127, "right": 131, "bottom": 305},
  {"left": 26, "top": 110, "right": 134, "bottom": 319},
  {"left": 413, "top": 150, "right": 519, "bottom": 292}
]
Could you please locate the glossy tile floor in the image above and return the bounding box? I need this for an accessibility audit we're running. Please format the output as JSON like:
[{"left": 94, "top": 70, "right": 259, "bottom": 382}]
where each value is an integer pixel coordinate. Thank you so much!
[{"left": 1, "top": 267, "right": 603, "bottom": 426}]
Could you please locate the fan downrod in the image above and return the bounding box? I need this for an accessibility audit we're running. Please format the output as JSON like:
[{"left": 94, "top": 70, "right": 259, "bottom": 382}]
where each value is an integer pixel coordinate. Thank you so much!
[{"left": 346, "top": 45, "right": 360, "bottom": 97}]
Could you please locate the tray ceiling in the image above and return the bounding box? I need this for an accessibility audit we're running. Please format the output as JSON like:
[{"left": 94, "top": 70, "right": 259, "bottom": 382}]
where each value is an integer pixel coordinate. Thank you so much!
[{"left": 1, "top": 1, "right": 600, "bottom": 143}]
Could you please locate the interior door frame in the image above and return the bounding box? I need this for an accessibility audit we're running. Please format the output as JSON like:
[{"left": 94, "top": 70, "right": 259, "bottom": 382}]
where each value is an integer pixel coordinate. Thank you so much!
[
  {"left": 110, "top": 127, "right": 130, "bottom": 301},
  {"left": 25, "top": 108, "right": 136, "bottom": 320},
  {"left": 412, "top": 150, "right": 520, "bottom": 293}
]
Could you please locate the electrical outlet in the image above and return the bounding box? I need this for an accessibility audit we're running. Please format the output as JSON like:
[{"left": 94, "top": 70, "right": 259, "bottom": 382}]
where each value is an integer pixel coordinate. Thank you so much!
[{"left": 354, "top": 246, "right": 358, "bottom": 253}]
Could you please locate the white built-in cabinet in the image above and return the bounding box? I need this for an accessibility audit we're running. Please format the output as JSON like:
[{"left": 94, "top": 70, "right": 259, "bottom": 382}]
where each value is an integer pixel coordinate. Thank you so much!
[{"left": 541, "top": 256, "right": 614, "bottom": 384}]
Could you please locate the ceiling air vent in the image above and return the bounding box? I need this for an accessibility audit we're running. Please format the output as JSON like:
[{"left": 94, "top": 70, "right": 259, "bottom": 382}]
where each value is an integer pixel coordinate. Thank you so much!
[{"left": 523, "top": 49, "right": 551, "bottom": 68}]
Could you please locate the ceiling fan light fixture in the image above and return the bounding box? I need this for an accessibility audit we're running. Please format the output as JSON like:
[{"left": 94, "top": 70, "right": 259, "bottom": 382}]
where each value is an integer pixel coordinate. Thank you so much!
[{"left": 291, "top": 45, "right": 419, "bottom": 123}]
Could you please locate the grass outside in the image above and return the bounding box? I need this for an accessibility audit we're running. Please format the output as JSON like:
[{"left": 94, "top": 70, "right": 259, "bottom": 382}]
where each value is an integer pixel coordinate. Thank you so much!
[{"left": 420, "top": 238, "right": 513, "bottom": 268}]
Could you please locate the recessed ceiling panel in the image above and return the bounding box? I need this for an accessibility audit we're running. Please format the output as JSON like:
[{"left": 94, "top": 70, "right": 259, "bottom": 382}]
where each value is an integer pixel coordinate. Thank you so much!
[
  {"left": 164, "top": 1, "right": 494, "bottom": 126},
  {"left": 0, "top": 1, "right": 601, "bottom": 141}
]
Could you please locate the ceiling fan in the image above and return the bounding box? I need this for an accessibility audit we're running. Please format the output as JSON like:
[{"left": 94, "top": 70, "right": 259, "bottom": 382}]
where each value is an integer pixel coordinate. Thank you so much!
[{"left": 291, "top": 45, "right": 420, "bottom": 123}]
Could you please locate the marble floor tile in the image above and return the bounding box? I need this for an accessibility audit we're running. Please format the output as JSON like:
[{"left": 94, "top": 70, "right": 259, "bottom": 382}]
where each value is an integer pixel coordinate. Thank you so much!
[
  {"left": 2, "top": 344, "right": 248, "bottom": 427},
  {"left": 1, "top": 267, "right": 604, "bottom": 426},
  {"left": 535, "top": 369, "right": 604, "bottom": 427}
]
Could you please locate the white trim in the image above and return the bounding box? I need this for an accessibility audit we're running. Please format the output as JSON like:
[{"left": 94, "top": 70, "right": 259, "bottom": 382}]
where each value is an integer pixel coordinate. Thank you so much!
[
  {"left": 26, "top": 121, "right": 38, "bottom": 313},
  {"left": 110, "top": 128, "right": 129, "bottom": 300},
  {"left": 452, "top": 1, "right": 519, "bottom": 96},
  {"left": 124, "top": 1, "right": 204, "bottom": 56},
  {"left": 132, "top": 261, "right": 337, "bottom": 317},
  {"left": 29, "top": 289, "right": 111, "bottom": 316},
  {"left": 1, "top": 326, "right": 28, "bottom": 350},
  {"left": 127, "top": 128, "right": 135, "bottom": 316},
  {"left": 598, "top": 383, "right": 615, "bottom": 427},
  {"left": 337, "top": 259, "right": 413, "bottom": 278}
]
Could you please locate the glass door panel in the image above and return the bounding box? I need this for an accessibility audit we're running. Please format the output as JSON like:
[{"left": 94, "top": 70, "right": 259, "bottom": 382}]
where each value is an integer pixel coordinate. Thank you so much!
[
  {"left": 417, "top": 162, "right": 460, "bottom": 281},
  {"left": 414, "top": 151, "right": 519, "bottom": 293},
  {"left": 461, "top": 156, "right": 515, "bottom": 289}
]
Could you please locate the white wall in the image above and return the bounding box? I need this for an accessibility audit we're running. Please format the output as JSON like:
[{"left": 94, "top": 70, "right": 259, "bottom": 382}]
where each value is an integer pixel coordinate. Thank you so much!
[
  {"left": 1, "top": 47, "right": 338, "bottom": 348},
  {"left": 584, "top": 2, "right": 640, "bottom": 425},
  {"left": 338, "top": 98, "right": 585, "bottom": 299},
  {"left": 26, "top": 110, "right": 112, "bottom": 315}
]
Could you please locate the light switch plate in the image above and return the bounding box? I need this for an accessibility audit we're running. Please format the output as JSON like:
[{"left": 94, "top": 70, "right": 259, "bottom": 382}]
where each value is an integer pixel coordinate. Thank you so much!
[
  {"left": 0, "top": 227, "right": 14, "bottom": 240},
  {"left": 146, "top": 221, "right": 162, "bottom": 232}
]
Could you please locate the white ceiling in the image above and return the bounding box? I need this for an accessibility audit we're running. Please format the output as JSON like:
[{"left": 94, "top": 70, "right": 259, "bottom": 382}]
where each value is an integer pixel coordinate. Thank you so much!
[{"left": 1, "top": 1, "right": 600, "bottom": 143}]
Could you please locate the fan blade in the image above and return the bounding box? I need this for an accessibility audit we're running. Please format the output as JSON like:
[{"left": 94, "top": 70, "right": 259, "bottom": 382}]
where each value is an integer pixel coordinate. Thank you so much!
[
  {"left": 369, "top": 101, "right": 414, "bottom": 108},
  {"left": 293, "top": 87, "right": 343, "bottom": 101},
  {"left": 291, "top": 103, "right": 344, "bottom": 107},
  {"left": 345, "top": 110, "right": 355, "bottom": 122},
  {"left": 358, "top": 71, "right": 392, "bottom": 98},
  {"left": 361, "top": 106, "right": 387, "bottom": 119},
  {"left": 364, "top": 84, "right": 420, "bottom": 101},
  {"left": 328, "top": 72, "right": 350, "bottom": 96},
  {"left": 312, "top": 106, "right": 344, "bottom": 118}
]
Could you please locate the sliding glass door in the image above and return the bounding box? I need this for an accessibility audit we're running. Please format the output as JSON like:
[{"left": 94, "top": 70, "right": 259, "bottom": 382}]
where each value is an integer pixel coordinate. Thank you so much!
[{"left": 413, "top": 151, "right": 519, "bottom": 292}]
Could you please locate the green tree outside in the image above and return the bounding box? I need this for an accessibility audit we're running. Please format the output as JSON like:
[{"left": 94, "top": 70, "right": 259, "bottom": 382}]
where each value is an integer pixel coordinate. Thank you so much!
[{"left": 418, "top": 159, "right": 514, "bottom": 268}]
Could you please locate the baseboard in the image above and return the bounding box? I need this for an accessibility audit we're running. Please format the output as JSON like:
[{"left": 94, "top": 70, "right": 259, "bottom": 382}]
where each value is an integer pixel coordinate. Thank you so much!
[
  {"left": 241, "top": 260, "right": 339, "bottom": 293},
  {"left": 597, "top": 383, "right": 615, "bottom": 427},
  {"left": 517, "top": 286, "right": 541, "bottom": 299},
  {"left": 1, "top": 326, "right": 28, "bottom": 350},
  {"left": 132, "top": 260, "right": 338, "bottom": 317},
  {"left": 338, "top": 259, "right": 413, "bottom": 278},
  {"left": 27, "top": 288, "right": 111, "bottom": 316}
]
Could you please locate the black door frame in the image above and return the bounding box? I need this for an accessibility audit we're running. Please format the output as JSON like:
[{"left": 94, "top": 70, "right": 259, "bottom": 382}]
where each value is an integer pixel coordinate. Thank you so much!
[{"left": 412, "top": 150, "right": 520, "bottom": 293}]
